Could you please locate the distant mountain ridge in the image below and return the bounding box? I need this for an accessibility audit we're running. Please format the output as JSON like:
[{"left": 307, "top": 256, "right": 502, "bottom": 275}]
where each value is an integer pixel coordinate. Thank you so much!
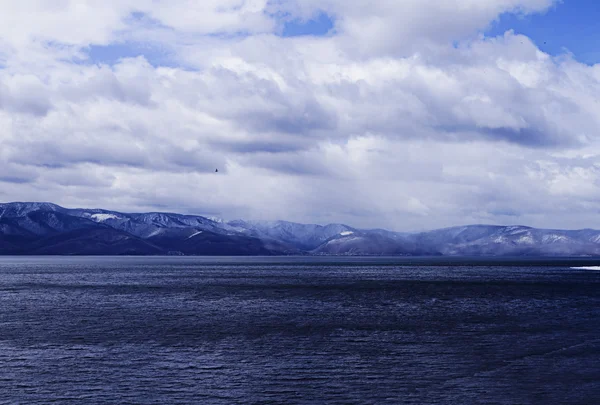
[{"left": 2, "top": 202, "right": 600, "bottom": 256}]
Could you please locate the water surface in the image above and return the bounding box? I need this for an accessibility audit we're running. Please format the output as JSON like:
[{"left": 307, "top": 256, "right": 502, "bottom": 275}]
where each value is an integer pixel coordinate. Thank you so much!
[{"left": 0, "top": 257, "right": 599, "bottom": 404}]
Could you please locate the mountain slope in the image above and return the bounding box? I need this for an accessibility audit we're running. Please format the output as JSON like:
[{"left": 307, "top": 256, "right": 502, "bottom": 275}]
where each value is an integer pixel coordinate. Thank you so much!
[
  {"left": 411, "top": 225, "right": 600, "bottom": 256},
  {"left": 2, "top": 202, "right": 600, "bottom": 256},
  {"left": 143, "top": 227, "right": 277, "bottom": 256},
  {"left": 227, "top": 220, "right": 355, "bottom": 250},
  {"left": 23, "top": 227, "right": 164, "bottom": 255},
  {"left": 0, "top": 202, "right": 280, "bottom": 255}
]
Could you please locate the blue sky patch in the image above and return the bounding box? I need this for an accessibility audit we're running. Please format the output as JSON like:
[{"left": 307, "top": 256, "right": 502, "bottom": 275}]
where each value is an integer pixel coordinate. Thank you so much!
[
  {"left": 486, "top": 0, "right": 600, "bottom": 64},
  {"left": 281, "top": 12, "right": 334, "bottom": 37},
  {"left": 85, "top": 42, "right": 175, "bottom": 67}
]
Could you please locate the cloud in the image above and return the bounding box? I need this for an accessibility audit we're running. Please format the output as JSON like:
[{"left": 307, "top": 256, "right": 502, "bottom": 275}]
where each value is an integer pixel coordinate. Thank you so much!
[
  {"left": 275, "top": 0, "right": 558, "bottom": 56},
  {"left": 1, "top": 0, "right": 600, "bottom": 230}
]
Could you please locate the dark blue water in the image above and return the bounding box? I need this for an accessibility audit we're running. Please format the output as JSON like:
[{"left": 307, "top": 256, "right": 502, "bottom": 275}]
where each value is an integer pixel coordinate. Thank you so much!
[{"left": 0, "top": 257, "right": 599, "bottom": 404}]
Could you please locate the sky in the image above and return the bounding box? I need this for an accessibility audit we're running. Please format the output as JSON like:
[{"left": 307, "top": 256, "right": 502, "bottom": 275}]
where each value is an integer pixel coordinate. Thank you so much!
[{"left": 1, "top": 0, "right": 600, "bottom": 232}]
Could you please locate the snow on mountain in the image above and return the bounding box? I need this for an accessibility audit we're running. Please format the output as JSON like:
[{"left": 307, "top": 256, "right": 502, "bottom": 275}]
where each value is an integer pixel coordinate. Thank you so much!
[
  {"left": 186, "top": 231, "right": 203, "bottom": 239},
  {"left": 90, "top": 213, "right": 121, "bottom": 222},
  {"left": 412, "top": 225, "right": 600, "bottom": 256},
  {"left": 204, "top": 216, "right": 225, "bottom": 224},
  {"left": 227, "top": 220, "right": 355, "bottom": 250},
  {"left": 0, "top": 202, "right": 63, "bottom": 218},
  {"left": 542, "top": 234, "right": 569, "bottom": 243},
  {"left": 326, "top": 236, "right": 362, "bottom": 245},
  {"left": 516, "top": 233, "right": 534, "bottom": 245},
  {"left": 3, "top": 201, "right": 600, "bottom": 256}
]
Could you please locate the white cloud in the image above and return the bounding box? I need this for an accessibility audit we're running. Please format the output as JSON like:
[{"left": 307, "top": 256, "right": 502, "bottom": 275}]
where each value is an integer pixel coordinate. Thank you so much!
[
  {"left": 276, "top": 0, "right": 557, "bottom": 56},
  {"left": 2, "top": 0, "right": 600, "bottom": 231}
]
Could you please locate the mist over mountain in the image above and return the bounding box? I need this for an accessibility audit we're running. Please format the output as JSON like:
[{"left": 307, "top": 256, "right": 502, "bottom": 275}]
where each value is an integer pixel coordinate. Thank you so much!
[{"left": 2, "top": 202, "right": 600, "bottom": 256}]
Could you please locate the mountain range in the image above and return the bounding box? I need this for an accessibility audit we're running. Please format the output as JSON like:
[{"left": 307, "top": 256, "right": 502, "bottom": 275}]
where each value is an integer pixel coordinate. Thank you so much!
[{"left": 2, "top": 202, "right": 600, "bottom": 256}]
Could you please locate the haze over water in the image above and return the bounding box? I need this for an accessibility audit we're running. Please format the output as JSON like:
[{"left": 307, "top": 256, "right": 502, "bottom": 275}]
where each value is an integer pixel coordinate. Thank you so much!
[{"left": 0, "top": 257, "right": 599, "bottom": 404}]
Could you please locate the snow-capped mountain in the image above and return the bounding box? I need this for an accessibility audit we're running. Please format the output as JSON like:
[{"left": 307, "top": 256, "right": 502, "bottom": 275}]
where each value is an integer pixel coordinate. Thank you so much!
[
  {"left": 0, "top": 202, "right": 273, "bottom": 255},
  {"left": 227, "top": 220, "right": 356, "bottom": 250},
  {"left": 412, "top": 225, "right": 600, "bottom": 256},
  {"left": 3, "top": 202, "right": 600, "bottom": 256},
  {"left": 0, "top": 202, "right": 64, "bottom": 219}
]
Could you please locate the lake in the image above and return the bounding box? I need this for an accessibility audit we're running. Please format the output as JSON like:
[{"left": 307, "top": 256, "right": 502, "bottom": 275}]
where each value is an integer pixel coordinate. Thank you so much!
[{"left": 0, "top": 256, "right": 599, "bottom": 404}]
